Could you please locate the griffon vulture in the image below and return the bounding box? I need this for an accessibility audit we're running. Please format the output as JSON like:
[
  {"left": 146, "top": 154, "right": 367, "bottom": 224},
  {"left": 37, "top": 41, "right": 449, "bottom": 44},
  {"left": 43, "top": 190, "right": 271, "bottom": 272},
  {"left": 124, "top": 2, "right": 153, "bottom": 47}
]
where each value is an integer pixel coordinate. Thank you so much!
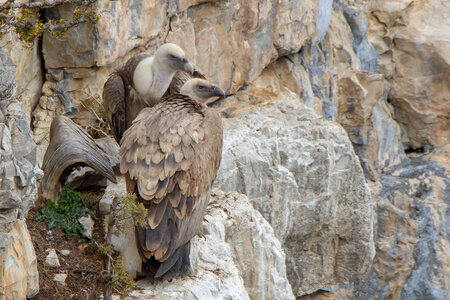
[
  {"left": 102, "top": 43, "right": 195, "bottom": 144},
  {"left": 119, "top": 79, "right": 225, "bottom": 279}
]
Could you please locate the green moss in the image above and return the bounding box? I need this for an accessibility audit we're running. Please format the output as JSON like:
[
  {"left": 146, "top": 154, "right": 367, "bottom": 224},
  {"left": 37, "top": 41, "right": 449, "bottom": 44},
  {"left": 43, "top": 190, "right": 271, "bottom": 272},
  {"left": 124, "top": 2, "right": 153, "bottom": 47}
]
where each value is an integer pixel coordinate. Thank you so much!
[{"left": 35, "top": 186, "right": 94, "bottom": 236}]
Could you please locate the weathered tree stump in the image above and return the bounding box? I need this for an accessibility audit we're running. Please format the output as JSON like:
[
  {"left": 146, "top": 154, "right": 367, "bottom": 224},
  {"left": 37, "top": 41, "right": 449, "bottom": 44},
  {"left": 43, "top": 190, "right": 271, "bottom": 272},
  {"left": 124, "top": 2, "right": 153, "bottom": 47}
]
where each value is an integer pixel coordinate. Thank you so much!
[{"left": 40, "top": 116, "right": 117, "bottom": 202}]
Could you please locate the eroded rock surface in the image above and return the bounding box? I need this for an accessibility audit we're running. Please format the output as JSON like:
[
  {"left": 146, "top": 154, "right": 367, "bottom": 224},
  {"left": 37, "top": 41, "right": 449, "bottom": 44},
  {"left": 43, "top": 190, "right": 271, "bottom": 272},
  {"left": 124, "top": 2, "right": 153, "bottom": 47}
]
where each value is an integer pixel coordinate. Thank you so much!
[
  {"left": 0, "top": 98, "right": 41, "bottom": 298},
  {"left": 215, "top": 89, "right": 374, "bottom": 296},
  {"left": 0, "top": 34, "right": 42, "bottom": 118},
  {"left": 0, "top": 98, "right": 41, "bottom": 248},
  {"left": 0, "top": 220, "right": 39, "bottom": 299},
  {"left": 108, "top": 187, "right": 294, "bottom": 299},
  {"left": 367, "top": 0, "right": 450, "bottom": 150},
  {"left": 2, "top": 0, "right": 448, "bottom": 298},
  {"left": 336, "top": 155, "right": 450, "bottom": 299}
]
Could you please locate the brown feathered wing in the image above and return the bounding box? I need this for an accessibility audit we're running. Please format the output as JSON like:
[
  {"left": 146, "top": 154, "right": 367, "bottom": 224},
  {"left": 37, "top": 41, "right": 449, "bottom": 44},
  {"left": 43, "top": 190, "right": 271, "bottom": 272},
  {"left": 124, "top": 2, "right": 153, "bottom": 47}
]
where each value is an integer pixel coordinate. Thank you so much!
[
  {"left": 119, "top": 94, "right": 222, "bottom": 278},
  {"left": 102, "top": 73, "right": 126, "bottom": 144},
  {"left": 102, "top": 54, "right": 151, "bottom": 144}
]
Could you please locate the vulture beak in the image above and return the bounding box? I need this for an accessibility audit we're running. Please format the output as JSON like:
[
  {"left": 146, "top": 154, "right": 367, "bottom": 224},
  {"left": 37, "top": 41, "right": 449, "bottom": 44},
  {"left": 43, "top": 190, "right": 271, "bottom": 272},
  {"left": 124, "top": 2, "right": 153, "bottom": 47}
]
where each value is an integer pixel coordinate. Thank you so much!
[
  {"left": 183, "top": 58, "right": 194, "bottom": 75},
  {"left": 206, "top": 85, "right": 226, "bottom": 107},
  {"left": 211, "top": 85, "right": 226, "bottom": 99}
]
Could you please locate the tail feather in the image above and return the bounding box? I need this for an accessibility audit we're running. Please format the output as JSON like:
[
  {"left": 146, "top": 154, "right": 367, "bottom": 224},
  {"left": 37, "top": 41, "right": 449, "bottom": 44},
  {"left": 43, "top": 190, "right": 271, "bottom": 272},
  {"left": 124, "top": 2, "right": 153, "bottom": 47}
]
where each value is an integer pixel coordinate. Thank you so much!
[{"left": 154, "top": 242, "right": 191, "bottom": 280}]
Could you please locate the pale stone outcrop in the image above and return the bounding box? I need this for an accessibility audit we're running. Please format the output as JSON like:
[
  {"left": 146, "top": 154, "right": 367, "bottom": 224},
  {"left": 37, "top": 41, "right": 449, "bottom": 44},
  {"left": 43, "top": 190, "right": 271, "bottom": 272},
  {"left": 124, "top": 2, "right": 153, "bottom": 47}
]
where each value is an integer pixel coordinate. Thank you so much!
[
  {"left": 335, "top": 71, "right": 405, "bottom": 179},
  {"left": 105, "top": 179, "right": 294, "bottom": 299},
  {"left": 0, "top": 98, "right": 41, "bottom": 299},
  {"left": 0, "top": 98, "right": 41, "bottom": 248},
  {"left": 215, "top": 86, "right": 375, "bottom": 296},
  {"left": 0, "top": 34, "right": 42, "bottom": 118},
  {"left": 44, "top": 249, "right": 61, "bottom": 268},
  {"left": 206, "top": 189, "right": 295, "bottom": 300},
  {"left": 257, "top": 3, "right": 403, "bottom": 180}
]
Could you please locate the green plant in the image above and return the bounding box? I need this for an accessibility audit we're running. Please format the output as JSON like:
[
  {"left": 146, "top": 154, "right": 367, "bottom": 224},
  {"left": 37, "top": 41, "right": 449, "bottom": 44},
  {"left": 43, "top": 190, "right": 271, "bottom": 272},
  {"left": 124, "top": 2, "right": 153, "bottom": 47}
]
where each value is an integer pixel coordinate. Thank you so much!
[
  {"left": 109, "top": 257, "right": 135, "bottom": 299},
  {"left": 35, "top": 186, "right": 94, "bottom": 235},
  {"left": 98, "top": 193, "right": 146, "bottom": 299},
  {"left": 118, "top": 193, "right": 147, "bottom": 227}
]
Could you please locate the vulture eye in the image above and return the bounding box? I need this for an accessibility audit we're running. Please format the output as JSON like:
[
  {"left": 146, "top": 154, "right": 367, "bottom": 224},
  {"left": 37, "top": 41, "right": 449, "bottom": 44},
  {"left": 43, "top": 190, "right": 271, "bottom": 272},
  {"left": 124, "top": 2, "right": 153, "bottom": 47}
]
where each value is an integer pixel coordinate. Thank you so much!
[
  {"left": 198, "top": 85, "right": 205, "bottom": 90},
  {"left": 169, "top": 54, "right": 177, "bottom": 59}
]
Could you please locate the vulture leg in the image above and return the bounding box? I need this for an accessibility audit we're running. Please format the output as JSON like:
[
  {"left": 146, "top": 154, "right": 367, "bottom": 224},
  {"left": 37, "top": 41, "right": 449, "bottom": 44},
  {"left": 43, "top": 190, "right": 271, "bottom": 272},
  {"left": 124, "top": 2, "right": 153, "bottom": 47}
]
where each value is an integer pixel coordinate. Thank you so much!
[{"left": 40, "top": 116, "right": 117, "bottom": 202}]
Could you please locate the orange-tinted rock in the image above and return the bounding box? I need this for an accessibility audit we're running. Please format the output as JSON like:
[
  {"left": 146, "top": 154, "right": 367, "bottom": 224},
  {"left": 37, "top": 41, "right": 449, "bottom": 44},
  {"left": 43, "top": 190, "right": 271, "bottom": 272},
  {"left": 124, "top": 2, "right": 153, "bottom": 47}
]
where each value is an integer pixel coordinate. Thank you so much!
[
  {"left": 0, "top": 220, "right": 39, "bottom": 299},
  {"left": 368, "top": 0, "right": 450, "bottom": 150}
]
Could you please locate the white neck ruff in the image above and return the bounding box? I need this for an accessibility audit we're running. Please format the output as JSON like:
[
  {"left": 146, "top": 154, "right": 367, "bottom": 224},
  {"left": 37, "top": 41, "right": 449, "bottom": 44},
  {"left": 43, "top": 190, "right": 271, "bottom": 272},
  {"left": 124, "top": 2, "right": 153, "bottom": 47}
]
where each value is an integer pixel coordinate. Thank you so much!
[{"left": 133, "top": 57, "right": 174, "bottom": 105}]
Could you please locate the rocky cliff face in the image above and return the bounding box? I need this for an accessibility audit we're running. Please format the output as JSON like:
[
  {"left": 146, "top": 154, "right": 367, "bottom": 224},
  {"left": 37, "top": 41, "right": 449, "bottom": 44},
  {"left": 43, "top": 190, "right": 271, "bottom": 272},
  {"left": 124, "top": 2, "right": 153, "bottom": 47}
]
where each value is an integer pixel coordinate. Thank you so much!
[
  {"left": 215, "top": 90, "right": 374, "bottom": 296},
  {"left": 0, "top": 0, "right": 448, "bottom": 299},
  {"left": 0, "top": 95, "right": 40, "bottom": 298},
  {"left": 367, "top": 0, "right": 450, "bottom": 151}
]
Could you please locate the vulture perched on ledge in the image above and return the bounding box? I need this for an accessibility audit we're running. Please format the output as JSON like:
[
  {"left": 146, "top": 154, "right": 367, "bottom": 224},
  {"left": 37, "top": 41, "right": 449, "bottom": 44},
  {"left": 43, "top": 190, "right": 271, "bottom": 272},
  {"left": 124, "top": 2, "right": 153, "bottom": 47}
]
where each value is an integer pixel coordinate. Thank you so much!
[
  {"left": 119, "top": 79, "right": 225, "bottom": 279},
  {"left": 102, "top": 43, "right": 195, "bottom": 144}
]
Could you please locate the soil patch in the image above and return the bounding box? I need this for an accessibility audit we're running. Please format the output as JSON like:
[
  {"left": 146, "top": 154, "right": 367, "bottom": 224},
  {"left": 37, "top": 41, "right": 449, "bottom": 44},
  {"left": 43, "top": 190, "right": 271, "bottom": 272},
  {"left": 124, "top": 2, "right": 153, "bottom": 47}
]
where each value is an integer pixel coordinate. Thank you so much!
[{"left": 27, "top": 198, "right": 107, "bottom": 300}]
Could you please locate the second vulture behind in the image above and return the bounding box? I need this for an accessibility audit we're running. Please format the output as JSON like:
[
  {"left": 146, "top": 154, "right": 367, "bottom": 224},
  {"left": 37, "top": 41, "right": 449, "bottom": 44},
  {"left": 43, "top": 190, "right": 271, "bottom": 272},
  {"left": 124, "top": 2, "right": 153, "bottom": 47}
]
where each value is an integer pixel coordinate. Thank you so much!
[{"left": 102, "top": 43, "right": 195, "bottom": 144}]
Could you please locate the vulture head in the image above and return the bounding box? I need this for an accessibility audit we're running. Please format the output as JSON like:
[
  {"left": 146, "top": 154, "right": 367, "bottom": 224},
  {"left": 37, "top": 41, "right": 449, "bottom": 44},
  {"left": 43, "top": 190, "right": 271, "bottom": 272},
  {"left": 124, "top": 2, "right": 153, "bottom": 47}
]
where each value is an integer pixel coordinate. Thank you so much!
[
  {"left": 180, "top": 78, "right": 225, "bottom": 105},
  {"left": 154, "top": 43, "right": 194, "bottom": 75}
]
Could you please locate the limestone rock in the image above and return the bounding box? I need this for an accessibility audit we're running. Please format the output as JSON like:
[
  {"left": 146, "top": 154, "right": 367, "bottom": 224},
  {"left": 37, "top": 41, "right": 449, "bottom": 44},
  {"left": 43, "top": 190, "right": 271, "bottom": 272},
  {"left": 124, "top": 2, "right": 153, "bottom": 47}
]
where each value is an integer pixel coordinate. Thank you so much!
[
  {"left": 45, "top": 249, "right": 61, "bottom": 268},
  {"left": 0, "top": 99, "right": 41, "bottom": 254},
  {"left": 0, "top": 33, "right": 43, "bottom": 118},
  {"left": 59, "top": 250, "right": 70, "bottom": 257},
  {"left": 207, "top": 189, "right": 295, "bottom": 300},
  {"left": 215, "top": 89, "right": 374, "bottom": 296},
  {"left": 112, "top": 188, "right": 293, "bottom": 299},
  {"left": 121, "top": 232, "right": 250, "bottom": 300},
  {"left": 43, "top": 4, "right": 95, "bottom": 69},
  {"left": 252, "top": 4, "right": 396, "bottom": 181},
  {"left": 78, "top": 216, "right": 95, "bottom": 239},
  {"left": 32, "top": 91, "right": 75, "bottom": 145},
  {"left": 99, "top": 195, "right": 113, "bottom": 216},
  {"left": 105, "top": 177, "right": 142, "bottom": 278},
  {"left": 367, "top": 0, "right": 450, "bottom": 150},
  {"left": 0, "top": 220, "right": 39, "bottom": 299},
  {"left": 165, "top": 0, "right": 321, "bottom": 93},
  {"left": 335, "top": 155, "right": 450, "bottom": 299},
  {"left": 335, "top": 71, "right": 405, "bottom": 179},
  {"left": 53, "top": 273, "right": 68, "bottom": 286},
  {"left": 101, "top": 177, "right": 167, "bottom": 279}
]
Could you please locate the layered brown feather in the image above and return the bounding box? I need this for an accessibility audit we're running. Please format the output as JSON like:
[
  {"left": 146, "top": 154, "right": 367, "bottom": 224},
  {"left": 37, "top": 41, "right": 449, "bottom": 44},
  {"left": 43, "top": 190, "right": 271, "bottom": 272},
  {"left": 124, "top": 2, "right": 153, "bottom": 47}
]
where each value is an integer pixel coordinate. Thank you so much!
[{"left": 120, "top": 94, "right": 223, "bottom": 263}]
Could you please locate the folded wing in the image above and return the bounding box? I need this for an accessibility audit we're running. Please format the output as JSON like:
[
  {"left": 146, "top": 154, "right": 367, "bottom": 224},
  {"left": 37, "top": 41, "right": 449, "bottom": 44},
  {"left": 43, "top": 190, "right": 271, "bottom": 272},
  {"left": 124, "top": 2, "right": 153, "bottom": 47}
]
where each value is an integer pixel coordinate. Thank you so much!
[{"left": 119, "top": 95, "right": 222, "bottom": 272}]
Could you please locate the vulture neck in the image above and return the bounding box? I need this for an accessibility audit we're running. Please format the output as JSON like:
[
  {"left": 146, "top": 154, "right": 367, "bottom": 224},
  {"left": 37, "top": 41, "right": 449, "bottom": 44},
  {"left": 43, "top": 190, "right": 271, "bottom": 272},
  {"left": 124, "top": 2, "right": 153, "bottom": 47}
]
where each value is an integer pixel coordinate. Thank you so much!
[{"left": 133, "top": 57, "right": 175, "bottom": 106}]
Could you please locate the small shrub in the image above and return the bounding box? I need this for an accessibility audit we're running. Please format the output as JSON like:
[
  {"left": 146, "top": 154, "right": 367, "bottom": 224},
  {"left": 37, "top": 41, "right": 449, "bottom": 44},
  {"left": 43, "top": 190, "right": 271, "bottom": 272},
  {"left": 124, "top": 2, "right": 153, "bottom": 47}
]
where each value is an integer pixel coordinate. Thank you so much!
[
  {"left": 35, "top": 186, "right": 94, "bottom": 235},
  {"left": 118, "top": 193, "right": 147, "bottom": 227},
  {"left": 80, "top": 96, "right": 111, "bottom": 138},
  {"left": 110, "top": 257, "right": 135, "bottom": 299}
]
